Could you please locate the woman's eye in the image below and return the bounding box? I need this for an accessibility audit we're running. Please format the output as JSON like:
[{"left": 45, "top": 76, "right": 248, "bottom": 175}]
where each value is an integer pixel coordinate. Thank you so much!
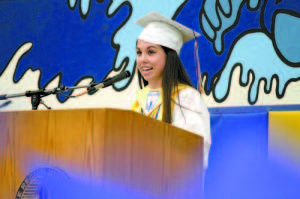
[
  {"left": 148, "top": 50, "right": 155, "bottom": 54},
  {"left": 136, "top": 51, "right": 141, "bottom": 55}
]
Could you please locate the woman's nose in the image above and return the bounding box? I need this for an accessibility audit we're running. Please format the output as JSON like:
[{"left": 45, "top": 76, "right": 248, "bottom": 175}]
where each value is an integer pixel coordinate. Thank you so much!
[{"left": 139, "top": 53, "right": 148, "bottom": 63}]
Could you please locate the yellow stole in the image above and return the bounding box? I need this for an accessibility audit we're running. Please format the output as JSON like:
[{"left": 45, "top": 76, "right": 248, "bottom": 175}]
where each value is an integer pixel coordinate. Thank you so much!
[{"left": 131, "top": 84, "right": 189, "bottom": 121}]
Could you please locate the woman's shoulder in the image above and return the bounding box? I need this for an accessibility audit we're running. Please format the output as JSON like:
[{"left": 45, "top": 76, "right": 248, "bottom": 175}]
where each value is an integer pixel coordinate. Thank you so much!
[
  {"left": 176, "top": 84, "right": 208, "bottom": 109},
  {"left": 177, "top": 84, "right": 201, "bottom": 98}
]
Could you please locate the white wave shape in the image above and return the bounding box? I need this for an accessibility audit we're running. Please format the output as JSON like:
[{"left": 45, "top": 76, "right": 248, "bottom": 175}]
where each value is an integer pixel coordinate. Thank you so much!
[
  {"left": 202, "top": 66, "right": 300, "bottom": 107},
  {"left": 0, "top": 42, "right": 138, "bottom": 111}
]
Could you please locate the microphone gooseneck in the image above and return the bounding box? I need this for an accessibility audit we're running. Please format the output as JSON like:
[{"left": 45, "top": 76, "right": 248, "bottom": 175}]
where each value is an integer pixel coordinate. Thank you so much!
[{"left": 88, "top": 71, "right": 131, "bottom": 94}]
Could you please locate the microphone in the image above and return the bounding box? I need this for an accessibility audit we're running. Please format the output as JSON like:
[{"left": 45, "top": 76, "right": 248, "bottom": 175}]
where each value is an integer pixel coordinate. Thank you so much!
[
  {"left": 0, "top": 100, "right": 12, "bottom": 109},
  {"left": 0, "top": 94, "right": 7, "bottom": 100},
  {"left": 88, "top": 71, "right": 131, "bottom": 94}
]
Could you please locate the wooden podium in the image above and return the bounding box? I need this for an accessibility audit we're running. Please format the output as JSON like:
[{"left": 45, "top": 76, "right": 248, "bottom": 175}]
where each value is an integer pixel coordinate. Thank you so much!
[{"left": 0, "top": 108, "right": 204, "bottom": 198}]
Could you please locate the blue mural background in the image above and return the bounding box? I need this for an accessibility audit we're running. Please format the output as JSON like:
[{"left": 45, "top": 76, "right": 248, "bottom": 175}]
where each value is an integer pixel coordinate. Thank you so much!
[
  {"left": 0, "top": 0, "right": 127, "bottom": 98},
  {"left": 1, "top": 0, "right": 300, "bottom": 105}
]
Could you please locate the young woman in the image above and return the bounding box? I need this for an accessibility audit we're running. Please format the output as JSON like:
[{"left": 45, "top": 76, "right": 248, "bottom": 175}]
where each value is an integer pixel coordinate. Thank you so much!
[{"left": 131, "top": 11, "right": 211, "bottom": 168}]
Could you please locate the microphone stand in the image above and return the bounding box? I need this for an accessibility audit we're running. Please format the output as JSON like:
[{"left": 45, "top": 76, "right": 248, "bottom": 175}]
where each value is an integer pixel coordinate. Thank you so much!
[
  {"left": 0, "top": 70, "right": 131, "bottom": 110},
  {"left": 0, "top": 83, "right": 97, "bottom": 110}
]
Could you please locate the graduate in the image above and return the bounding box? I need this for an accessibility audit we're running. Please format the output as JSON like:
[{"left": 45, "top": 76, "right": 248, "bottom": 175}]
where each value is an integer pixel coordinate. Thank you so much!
[{"left": 131, "top": 11, "right": 211, "bottom": 168}]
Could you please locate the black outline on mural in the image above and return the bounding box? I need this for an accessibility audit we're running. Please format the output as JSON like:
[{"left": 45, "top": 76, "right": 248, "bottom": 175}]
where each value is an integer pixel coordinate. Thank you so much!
[
  {"left": 200, "top": 0, "right": 300, "bottom": 105},
  {"left": 210, "top": 28, "right": 300, "bottom": 105},
  {"left": 0, "top": 41, "right": 69, "bottom": 104},
  {"left": 247, "top": 72, "right": 300, "bottom": 104},
  {"left": 173, "top": 0, "right": 213, "bottom": 95},
  {"left": 246, "top": 0, "right": 261, "bottom": 11},
  {"left": 64, "top": 0, "right": 192, "bottom": 94},
  {"left": 0, "top": 42, "right": 32, "bottom": 78},
  {"left": 260, "top": 1, "right": 300, "bottom": 67},
  {"left": 217, "top": 0, "right": 232, "bottom": 18},
  {"left": 172, "top": 0, "right": 189, "bottom": 19},
  {"left": 67, "top": 0, "right": 93, "bottom": 19},
  {"left": 0, "top": 40, "right": 99, "bottom": 103},
  {"left": 79, "top": 0, "right": 92, "bottom": 19},
  {"left": 58, "top": 0, "right": 299, "bottom": 105},
  {"left": 201, "top": 11, "right": 216, "bottom": 41},
  {"left": 218, "top": 0, "right": 262, "bottom": 54},
  {"left": 53, "top": 0, "right": 135, "bottom": 101},
  {"left": 259, "top": 0, "right": 271, "bottom": 35},
  {"left": 209, "top": 29, "right": 259, "bottom": 104},
  {"left": 42, "top": 72, "right": 98, "bottom": 103},
  {"left": 48, "top": 0, "right": 136, "bottom": 101},
  {"left": 199, "top": 0, "right": 262, "bottom": 55},
  {"left": 67, "top": 0, "right": 77, "bottom": 10},
  {"left": 7, "top": 0, "right": 298, "bottom": 106},
  {"left": 198, "top": 0, "right": 263, "bottom": 96},
  {"left": 42, "top": 71, "right": 63, "bottom": 94},
  {"left": 270, "top": 9, "right": 300, "bottom": 67},
  {"left": 103, "top": 0, "right": 135, "bottom": 92},
  {"left": 208, "top": 29, "right": 251, "bottom": 104},
  {"left": 200, "top": 0, "right": 222, "bottom": 36},
  {"left": 201, "top": 71, "right": 215, "bottom": 96},
  {"left": 2, "top": 42, "right": 46, "bottom": 88},
  {"left": 260, "top": 0, "right": 288, "bottom": 36}
]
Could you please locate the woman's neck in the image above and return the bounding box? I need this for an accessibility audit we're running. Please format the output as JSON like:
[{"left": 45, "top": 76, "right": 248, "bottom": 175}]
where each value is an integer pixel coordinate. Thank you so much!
[{"left": 148, "top": 81, "right": 162, "bottom": 89}]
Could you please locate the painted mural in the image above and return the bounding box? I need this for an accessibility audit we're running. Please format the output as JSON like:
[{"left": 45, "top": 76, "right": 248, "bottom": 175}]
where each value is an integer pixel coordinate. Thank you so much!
[{"left": 0, "top": 0, "right": 300, "bottom": 111}]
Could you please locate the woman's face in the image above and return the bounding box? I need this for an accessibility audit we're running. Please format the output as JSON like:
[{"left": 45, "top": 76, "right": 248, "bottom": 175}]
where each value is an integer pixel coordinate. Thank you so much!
[{"left": 136, "top": 40, "right": 166, "bottom": 88}]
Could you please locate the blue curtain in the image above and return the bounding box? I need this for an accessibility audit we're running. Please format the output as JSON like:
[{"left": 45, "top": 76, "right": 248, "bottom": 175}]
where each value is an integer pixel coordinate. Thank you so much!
[{"left": 205, "top": 111, "right": 300, "bottom": 199}]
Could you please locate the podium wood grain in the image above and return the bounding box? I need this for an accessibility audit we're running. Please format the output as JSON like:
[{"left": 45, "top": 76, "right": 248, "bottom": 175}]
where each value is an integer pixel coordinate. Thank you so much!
[{"left": 0, "top": 108, "right": 203, "bottom": 198}]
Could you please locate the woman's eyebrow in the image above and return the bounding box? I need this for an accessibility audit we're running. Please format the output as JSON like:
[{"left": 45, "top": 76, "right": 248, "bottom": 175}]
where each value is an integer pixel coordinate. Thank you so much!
[
  {"left": 136, "top": 45, "right": 159, "bottom": 50},
  {"left": 147, "top": 46, "right": 159, "bottom": 50}
]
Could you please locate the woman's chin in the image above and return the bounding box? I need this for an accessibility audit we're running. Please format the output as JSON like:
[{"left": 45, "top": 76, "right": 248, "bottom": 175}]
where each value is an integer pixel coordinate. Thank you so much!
[{"left": 141, "top": 74, "right": 152, "bottom": 82}]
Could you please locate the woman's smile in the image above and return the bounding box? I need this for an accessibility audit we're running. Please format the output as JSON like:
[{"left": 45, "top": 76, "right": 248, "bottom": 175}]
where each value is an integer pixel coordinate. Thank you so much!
[{"left": 136, "top": 40, "right": 166, "bottom": 88}]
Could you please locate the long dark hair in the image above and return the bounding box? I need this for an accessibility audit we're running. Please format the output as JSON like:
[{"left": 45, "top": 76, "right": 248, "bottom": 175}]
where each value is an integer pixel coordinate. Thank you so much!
[{"left": 138, "top": 46, "right": 193, "bottom": 124}]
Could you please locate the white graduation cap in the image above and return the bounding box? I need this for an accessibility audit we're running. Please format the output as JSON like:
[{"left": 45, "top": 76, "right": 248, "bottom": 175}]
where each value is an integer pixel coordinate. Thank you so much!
[{"left": 135, "top": 11, "right": 200, "bottom": 54}]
